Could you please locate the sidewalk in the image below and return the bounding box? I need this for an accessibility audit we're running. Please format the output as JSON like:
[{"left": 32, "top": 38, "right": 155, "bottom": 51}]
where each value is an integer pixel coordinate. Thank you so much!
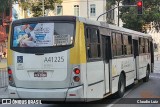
[
  {"left": 0, "top": 58, "right": 7, "bottom": 69},
  {"left": 0, "top": 58, "right": 8, "bottom": 99},
  {"left": 0, "top": 87, "right": 8, "bottom": 98}
]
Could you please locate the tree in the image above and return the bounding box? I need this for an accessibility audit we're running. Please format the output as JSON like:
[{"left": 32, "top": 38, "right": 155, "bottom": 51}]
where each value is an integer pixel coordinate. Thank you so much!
[
  {"left": 0, "top": 0, "right": 13, "bottom": 13},
  {"left": 106, "top": 0, "right": 123, "bottom": 26},
  {"left": 120, "top": 0, "right": 160, "bottom": 32},
  {"left": 107, "top": 0, "right": 160, "bottom": 32},
  {"left": 17, "top": 0, "right": 62, "bottom": 17}
]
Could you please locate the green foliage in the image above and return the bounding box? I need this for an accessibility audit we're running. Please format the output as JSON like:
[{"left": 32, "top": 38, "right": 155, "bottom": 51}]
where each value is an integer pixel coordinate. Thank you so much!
[
  {"left": 0, "top": 0, "right": 13, "bottom": 13},
  {"left": 107, "top": 0, "right": 160, "bottom": 32},
  {"left": 18, "top": 0, "right": 62, "bottom": 17}
]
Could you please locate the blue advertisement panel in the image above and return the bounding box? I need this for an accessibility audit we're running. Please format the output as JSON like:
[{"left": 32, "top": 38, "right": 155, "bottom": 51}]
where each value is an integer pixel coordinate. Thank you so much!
[{"left": 13, "top": 23, "right": 54, "bottom": 47}]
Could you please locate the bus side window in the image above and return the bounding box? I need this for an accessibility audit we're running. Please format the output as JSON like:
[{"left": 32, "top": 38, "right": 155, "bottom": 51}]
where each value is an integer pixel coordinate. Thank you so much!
[
  {"left": 145, "top": 38, "right": 149, "bottom": 53},
  {"left": 123, "top": 35, "right": 128, "bottom": 55},
  {"left": 116, "top": 33, "right": 122, "bottom": 56},
  {"left": 86, "top": 28, "right": 91, "bottom": 58},
  {"left": 128, "top": 36, "right": 132, "bottom": 55},
  {"left": 116, "top": 33, "right": 123, "bottom": 55},
  {"left": 122, "top": 35, "right": 132, "bottom": 55},
  {"left": 97, "top": 30, "right": 101, "bottom": 57},
  {"left": 148, "top": 39, "right": 150, "bottom": 53},
  {"left": 139, "top": 38, "right": 142, "bottom": 54},
  {"left": 111, "top": 33, "right": 116, "bottom": 57},
  {"left": 142, "top": 38, "right": 145, "bottom": 53},
  {"left": 139, "top": 37, "right": 145, "bottom": 54},
  {"left": 86, "top": 28, "right": 101, "bottom": 59}
]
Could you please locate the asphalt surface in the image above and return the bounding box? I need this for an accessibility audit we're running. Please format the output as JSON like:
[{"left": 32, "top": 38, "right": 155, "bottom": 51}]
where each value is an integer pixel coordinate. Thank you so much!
[{"left": 110, "top": 60, "right": 160, "bottom": 107}]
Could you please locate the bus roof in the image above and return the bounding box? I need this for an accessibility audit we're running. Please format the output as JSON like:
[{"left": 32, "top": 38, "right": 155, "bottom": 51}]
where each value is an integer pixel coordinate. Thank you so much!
[
  {"left": 77, "top": 16, "right": 151, "bottom": 38},
  {"left": 12, "top": 16, "right": 77, "bottom": 25},
  {"left": 12, "top": 16, "right": 151, "bottom": 38}
]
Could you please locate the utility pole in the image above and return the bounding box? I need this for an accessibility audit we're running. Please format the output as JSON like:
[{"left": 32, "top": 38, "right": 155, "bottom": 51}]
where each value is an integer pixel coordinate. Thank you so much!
[{"left": 97, "top": 5, "right": 136, "bottom": 22}]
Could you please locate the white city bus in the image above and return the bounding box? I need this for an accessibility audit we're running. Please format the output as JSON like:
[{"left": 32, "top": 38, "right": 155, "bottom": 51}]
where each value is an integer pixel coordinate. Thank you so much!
[{"left": 7, "top": 16, "right": 154, "bottom": 102}]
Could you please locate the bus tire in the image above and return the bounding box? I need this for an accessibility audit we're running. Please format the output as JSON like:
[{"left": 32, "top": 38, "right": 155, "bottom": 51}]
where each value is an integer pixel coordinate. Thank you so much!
[
  {"left": 143, "top": 68, "right": 149, "bottom": 82},
  {"left": 117, "top": 74, "right": 125, "bottom": 98}
]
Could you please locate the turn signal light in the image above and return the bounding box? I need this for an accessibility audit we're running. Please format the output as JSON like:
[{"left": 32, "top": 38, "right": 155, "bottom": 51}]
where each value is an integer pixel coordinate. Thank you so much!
[
  {"left": 73, "top": 76, "right": 80, "bottom": 82},
  {"left": 74, "top": 68, "right": 80, "bottom": 74}
]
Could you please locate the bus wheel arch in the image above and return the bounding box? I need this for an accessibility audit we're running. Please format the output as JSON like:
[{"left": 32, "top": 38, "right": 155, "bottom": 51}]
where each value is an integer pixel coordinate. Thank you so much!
[
  {"left": 143, "top": 64, "right": 150, "bottom": 82},
  {"left": 147, "top": 64, "right": 150, "bottom": 73},
  {"left": 117, "top": 71, "right": 126, "bottom": 98}
]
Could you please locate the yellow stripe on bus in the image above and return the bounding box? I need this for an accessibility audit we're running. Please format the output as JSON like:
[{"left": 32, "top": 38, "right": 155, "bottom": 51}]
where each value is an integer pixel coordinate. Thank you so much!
[
  {"left": 7, "top": 25, "right": 13, "bottom": 66},
  {"left": 70, "top": 21, "right": 86, "bottom": 64}
]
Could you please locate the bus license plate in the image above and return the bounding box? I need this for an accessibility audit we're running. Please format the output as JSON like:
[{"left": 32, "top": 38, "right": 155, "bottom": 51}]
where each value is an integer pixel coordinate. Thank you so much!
[{"left": 34, "top": 72, "right": 47, "bottom": 77}]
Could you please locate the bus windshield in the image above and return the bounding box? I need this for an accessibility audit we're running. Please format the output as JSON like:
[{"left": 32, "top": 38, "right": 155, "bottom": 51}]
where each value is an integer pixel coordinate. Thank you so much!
[{"left": 12, "top": 22, "right": 75, "bottom": 47}]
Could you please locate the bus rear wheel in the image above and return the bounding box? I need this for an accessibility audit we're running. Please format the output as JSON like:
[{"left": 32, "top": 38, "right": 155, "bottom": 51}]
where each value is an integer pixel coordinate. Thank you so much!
[
  {"left": 143, "top": 69, "right": 149, "bottom": 82},
  {"left": 117, "top": 74, "right": 125, "bottom": 98}
]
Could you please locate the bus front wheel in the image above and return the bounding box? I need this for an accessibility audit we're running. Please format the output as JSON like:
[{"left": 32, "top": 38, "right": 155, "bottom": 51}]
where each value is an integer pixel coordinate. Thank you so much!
[{"left": 117, "top": 74, "right": 125, "bottom": 98}]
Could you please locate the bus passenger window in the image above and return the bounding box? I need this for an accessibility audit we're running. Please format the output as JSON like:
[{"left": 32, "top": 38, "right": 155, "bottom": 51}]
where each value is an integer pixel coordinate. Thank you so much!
[
  {"left": 148, "top": 40, "right": 150, "bottom": 53},
  {"left": 143, "top": 40, "right": 145, "bottom": 53},
  {"left": 97, "top": 30, "right": 101, "bottom": 57},
  {"left": 112, "top": 33, "right": 116, "bottom": 57},
  {"left": 128, "top": 36, "right": 132, "bottom": 55},
  {"left": 123, "top": 45, "right": 127, "bottom": 55},
  {"left": 139, "top": 38, "right": 145, "bottom": 54},
  {"left": 116, "top": 33, "right": 122, "bottom": 56},
  {"left": 123, "top": 35, "right": 128, "bottom": 55},
  {"left": 86, "top": 28, "right": 101, "bottom": 59},
  {"left": 122, "top": 35, "right": 132, "bottom": 55},
  {"left": 145, "top": 38, "right": 149, "bottom": 53}
]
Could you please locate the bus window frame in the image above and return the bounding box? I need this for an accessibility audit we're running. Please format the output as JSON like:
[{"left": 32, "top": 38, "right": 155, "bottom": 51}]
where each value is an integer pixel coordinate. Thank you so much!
[
  {"left": 85, "top": 25, "right": 103, "bottom": 62},
  {"left": 111, "top": 32, "right": 134, "bottom": 59},
  {"left": 10, "top": 20, "right": 76, "bottom": 54}
]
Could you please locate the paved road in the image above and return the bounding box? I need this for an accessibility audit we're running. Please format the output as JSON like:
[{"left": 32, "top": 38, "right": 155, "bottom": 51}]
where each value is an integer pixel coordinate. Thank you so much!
[{"left": 109, "top": 60, "right": 160, "bottom": 107}]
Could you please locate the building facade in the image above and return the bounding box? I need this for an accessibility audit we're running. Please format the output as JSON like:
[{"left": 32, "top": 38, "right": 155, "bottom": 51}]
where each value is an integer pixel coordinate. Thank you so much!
[
  {"left": 52, "top": 0, "right": 108, "bottom": 22},
  {"left": 50, "top": 0, "right": 122, "bottom": 26},
  {"left": 146, "top": 23, "right": 160, "bottom": 53}
]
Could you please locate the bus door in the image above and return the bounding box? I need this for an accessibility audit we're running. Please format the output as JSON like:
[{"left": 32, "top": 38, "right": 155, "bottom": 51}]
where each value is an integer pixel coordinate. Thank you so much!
[
  {"left": 102, "top": 36, "right": 111, "bottom": 94},
  {"left": 133, "top": 39, "right": 139, "bottom": 79}
]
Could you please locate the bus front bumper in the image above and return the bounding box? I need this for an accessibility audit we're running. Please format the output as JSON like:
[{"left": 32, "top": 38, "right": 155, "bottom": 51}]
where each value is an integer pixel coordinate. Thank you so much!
[{"left": 8, "top": 85, "right": 84, "bottom": 101}]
